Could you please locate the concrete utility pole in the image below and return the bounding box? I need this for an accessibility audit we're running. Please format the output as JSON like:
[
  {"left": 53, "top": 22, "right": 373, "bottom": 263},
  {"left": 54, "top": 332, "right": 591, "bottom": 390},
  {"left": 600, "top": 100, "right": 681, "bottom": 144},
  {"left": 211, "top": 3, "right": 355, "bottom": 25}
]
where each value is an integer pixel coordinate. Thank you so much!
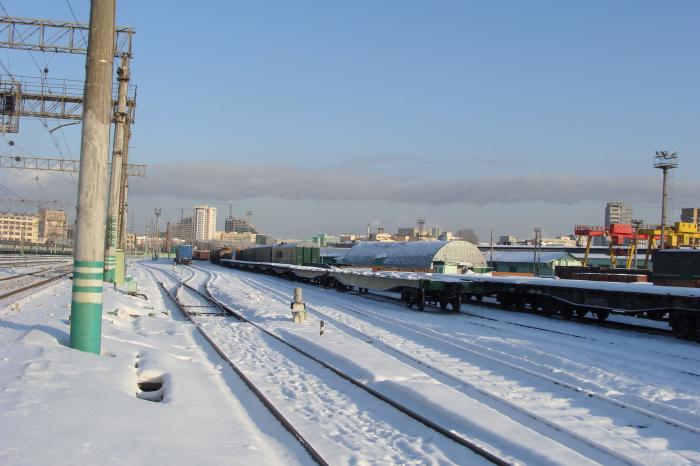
[
  {"left": 69, "top": 0, "right": 116, "bottom": 354},
  {"left": 117, "top": 121, "right": 131, "bottom": 250},
  {"left": 104, "top": 54, "right": 130, "bottom": 282},
  {"left": 654, "top": 151, "right": 678, "bottom": 251},
  {"left": 153, "top": 208, "right": 161, "bottom": 260}
]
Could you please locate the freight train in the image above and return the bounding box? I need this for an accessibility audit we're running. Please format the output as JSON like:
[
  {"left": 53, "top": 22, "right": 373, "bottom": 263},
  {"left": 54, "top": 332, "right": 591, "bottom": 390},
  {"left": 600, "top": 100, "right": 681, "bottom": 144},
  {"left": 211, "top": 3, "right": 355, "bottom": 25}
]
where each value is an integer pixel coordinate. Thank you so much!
[
  {"left": 231, "top": 243, "right": 320, "bottom": 266},
  {"left": 208, "top": 246, "right": 700, "bottom": 339}
]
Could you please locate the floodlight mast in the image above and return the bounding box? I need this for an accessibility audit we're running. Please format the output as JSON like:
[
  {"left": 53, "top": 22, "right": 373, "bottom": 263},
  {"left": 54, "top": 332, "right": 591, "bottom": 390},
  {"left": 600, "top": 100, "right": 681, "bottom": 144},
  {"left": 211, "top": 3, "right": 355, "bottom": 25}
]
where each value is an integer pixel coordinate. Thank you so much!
[{"left": 654, "top": 151, "right": 678, "bottom": 250}]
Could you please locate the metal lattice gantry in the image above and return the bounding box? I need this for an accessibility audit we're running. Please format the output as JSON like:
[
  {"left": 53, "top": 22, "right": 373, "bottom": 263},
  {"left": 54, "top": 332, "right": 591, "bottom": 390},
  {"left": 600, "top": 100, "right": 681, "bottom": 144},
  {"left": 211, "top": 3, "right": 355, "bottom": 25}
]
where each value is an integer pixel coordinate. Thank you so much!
[
  {"left": 0, "top": 16, "right": 134, "bottom": 57},
  {"left": 0, "top": 75, "right": 136, "bottom": 132},
  {"left": 0, "top": 155, "right": 146, "bottom": 177}
]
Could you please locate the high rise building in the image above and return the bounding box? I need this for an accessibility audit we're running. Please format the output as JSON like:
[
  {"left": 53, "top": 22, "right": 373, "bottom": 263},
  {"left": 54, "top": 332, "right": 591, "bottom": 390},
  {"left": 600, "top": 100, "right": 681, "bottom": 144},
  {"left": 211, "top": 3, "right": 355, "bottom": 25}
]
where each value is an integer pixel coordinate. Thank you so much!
[
  {"left": 169, "top": 217, "right": 193, "bottom": 243},
  {"left": 605, "top": 201, "right": 632, "bottom": 227},
  {"left": 193, "top": 205, "right": 217, "bottom": 241},
  {"left": 681, "top": 208, "right": 700, "bottom": 226}
]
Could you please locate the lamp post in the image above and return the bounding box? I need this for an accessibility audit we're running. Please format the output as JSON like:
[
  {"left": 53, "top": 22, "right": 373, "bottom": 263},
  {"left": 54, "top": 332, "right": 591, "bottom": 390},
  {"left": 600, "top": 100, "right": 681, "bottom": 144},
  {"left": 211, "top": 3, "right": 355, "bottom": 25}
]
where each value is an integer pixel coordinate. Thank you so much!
[{"left": 654, "top": 151, "right": 678, "bottom": 250}]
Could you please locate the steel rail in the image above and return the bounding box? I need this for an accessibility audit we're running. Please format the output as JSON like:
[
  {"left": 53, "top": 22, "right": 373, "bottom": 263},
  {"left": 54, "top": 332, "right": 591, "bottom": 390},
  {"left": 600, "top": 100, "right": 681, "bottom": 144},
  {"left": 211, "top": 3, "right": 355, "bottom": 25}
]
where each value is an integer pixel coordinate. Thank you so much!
[
  {"left": 186, "top": 266, "right": 512, "bottom": 466},
  {"left": 148, "top": 269, "right": 330, "bottom": 466},
  {"left": 0, "top": 264, "right": 71, "bottom": 281},
  {"left": 0, "top": 270, "right": 70, "bottom": 300},
  {"left": 231, "top": 269, "right": 700, "bottom": 436}
]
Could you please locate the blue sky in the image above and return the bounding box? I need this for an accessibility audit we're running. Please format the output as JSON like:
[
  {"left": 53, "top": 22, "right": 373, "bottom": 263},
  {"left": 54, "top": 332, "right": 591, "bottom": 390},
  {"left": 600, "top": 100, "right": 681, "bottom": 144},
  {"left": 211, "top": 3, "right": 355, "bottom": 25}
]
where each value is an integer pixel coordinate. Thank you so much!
[{"left": 1, "top": 1, "right": 698, "bottom": 240}]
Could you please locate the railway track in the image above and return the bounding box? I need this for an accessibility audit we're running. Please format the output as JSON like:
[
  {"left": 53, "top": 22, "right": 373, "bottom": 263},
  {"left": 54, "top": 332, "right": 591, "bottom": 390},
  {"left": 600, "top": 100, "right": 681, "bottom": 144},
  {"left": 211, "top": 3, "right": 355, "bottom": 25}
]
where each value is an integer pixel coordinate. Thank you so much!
[
  {"left": 0, "top": 265, "right": 72, "bottom": 302},
  {"left": 0, "top": 258, "right": 71, "bottom": 268},
  {"left": 217, "top": 265, "right": 700, "bottom": 466},
  {"left": 148, "top": 264, "right": 510, "bottom": 466}
]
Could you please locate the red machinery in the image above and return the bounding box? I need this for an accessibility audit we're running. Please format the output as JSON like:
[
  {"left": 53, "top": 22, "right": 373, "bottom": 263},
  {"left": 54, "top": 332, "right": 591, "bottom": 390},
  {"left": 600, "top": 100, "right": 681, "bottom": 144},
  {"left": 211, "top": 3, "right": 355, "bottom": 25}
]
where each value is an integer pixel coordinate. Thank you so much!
[{"left": 574, "top": 223, "right": 648, "bottom": 268}]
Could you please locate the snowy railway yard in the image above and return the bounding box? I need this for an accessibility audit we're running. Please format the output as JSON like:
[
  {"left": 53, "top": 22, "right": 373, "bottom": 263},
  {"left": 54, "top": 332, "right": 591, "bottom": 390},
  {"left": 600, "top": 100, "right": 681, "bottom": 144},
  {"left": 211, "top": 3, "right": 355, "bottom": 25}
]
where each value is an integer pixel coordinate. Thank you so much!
[{"left": 0, "top": 260, "right": 698, "bottom": 465}]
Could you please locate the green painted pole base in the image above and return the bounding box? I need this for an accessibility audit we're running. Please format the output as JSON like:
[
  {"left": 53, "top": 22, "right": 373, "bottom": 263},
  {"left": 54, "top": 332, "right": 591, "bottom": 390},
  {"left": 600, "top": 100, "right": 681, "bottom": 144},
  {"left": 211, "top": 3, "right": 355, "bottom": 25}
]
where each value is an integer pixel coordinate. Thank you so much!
[
  {"left": 104, "top": 254, "right": 116, "bottom": 283},
  {"left": 69, "top": 301, "right": 102, "bottom": 354},
  {"left": 70, "top": 261, "right": 104, "bottom": 354}
]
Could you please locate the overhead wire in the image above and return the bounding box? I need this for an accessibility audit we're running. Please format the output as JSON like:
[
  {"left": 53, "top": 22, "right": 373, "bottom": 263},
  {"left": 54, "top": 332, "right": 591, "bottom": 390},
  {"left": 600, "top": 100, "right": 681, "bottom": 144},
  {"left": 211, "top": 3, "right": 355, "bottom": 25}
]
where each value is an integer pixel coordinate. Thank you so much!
[
  {"left": 0, "top": 1, "right": 81, "bottom": 203},
  {"left": 0, "top": 1, "right": 79, "bottom": 191}
]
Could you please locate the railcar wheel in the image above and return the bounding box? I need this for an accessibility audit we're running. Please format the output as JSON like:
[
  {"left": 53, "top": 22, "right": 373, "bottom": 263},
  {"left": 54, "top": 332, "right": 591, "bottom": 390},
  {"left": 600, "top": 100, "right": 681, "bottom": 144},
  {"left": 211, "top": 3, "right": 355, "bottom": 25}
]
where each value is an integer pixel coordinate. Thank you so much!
[
  {"left": 541, "top": 302, "right": 555, "bottom": 317},
  {"left": 594, "top": 310, "right": 610, "bottom": 321},
  {"left": 560, "top": 304, "right": 574, "bottom": 320},
  {"left": 415, "top": 289, "right": 426, "bottom": 311},
  {"left": 498, "top": 293, "right": 510, "bottom": 309},
  {"left": 439, "top": 299, "right": 448, "bottom": 310},
  {"left": 475, "top": 294, "right": 483, "bottom": 303},
  {"left": 575, "top": 309, "right": 588, "bottom": 318},
  {"left": 670, "top": 312, "right": 698, "bottom": 339},
  {"left": 451, "top": 295, "right": 462, "bottom": 313}
]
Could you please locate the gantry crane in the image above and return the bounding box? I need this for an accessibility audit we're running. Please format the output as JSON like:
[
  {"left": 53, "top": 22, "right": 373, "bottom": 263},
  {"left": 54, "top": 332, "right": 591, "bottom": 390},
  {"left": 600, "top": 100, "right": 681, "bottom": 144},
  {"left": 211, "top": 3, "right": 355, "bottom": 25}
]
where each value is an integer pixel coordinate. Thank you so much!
[{"left": 574, "top": 223, "right": 651, "bottom": 269}]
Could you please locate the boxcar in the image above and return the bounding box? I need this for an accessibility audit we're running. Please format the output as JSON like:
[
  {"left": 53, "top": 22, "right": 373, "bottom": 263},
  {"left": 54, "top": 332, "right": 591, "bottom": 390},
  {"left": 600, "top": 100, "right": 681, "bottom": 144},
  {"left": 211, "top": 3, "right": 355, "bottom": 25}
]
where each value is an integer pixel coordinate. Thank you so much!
[{"left": 652, "top": 250, "right": 700, "bottom": 287}]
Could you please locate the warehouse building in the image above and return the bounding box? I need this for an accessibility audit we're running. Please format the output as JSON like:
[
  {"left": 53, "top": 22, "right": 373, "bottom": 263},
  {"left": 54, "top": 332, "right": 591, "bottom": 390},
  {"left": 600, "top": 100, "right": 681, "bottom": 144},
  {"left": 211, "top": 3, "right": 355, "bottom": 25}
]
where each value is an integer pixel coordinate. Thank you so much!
[
  {"left": 484, "top": 251, "right": 580, "bottom": 277},
  {"left": 341, "top": 240, "right": 486, "bottom": 272}
]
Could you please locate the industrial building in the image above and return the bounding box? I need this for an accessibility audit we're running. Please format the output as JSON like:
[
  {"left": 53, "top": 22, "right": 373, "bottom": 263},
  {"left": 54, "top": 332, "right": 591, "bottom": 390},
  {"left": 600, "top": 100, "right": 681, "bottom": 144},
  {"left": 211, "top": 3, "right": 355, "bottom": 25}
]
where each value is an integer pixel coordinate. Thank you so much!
[
  {"left": 484, "top": 251, "right": 581, "bottom": 277},
  {"left": 341, "top": 240, "right": 486, "bottom": 272},
  {"left": 605, "top": 201, "right": 632, "bottom": 227}
]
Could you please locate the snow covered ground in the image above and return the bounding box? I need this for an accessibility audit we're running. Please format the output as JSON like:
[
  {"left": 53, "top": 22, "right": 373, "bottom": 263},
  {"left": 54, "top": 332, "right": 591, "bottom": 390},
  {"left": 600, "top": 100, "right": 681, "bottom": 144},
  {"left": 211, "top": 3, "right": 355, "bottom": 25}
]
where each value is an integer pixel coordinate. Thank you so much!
[{"left": 1, "top": 258, "right": 699, "bottom": 465}]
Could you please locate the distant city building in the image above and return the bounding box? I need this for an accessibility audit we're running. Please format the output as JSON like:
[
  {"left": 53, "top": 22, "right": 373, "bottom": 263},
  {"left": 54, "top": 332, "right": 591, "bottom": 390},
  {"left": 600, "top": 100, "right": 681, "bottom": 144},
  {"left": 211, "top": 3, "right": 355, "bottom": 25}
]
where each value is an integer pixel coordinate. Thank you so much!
[
  {"left": 219, "top": 231, "right": 257, "bottom": 243},
  {"left": 681, "top": 208, "right": 700, "bottom": 226},
  {"left": 498, "top": 235, "right": 519, "bottom": 245},
  {"left": 311, "top": 233, "right": 338, "bottom": 247},
  {"left": 38, "top": 208, "right": 67, "bottom": 242},
  {"left": 338, "top": 234, "right": 357, "bottom": 243},
  {"left": 194, "top": 205, "right": 217, "bottom": 241},
  {"left": 0, "top": 212, "right": 39, "bottom": 243},
  {"left": 169, "top": 217, "right": 194, "bottom": 243},
  {"left": 369, "top": 227, "right": 393, "bottom": 242},
  {"left": 431, "top": 226, "right": 442, "bottom": 239},
  {"left": 225, "top": 216, "right": 258, "bottom": 234},
  {"left": 397, "top": 227, "right": 418, "bottom": 239},
  {"left": 438, "top": 231, "right": 455, "bottom": 241},
  {"left": 605, "top": 201, "right": 632, "bottom": 227},
  {"left": 255, "top": 234, "right": 276, "bottom": 246}
]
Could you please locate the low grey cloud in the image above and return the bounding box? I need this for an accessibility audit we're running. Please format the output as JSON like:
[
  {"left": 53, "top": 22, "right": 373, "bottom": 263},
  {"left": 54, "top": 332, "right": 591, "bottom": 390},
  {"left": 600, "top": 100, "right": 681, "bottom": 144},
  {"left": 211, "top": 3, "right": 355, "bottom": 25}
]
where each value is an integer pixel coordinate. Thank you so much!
[
  {"left": 328, "top": 153, "right": 422, "bottom": 170},
  {"left": 130, "top": 162, "right": 699, "bottom": 206}
]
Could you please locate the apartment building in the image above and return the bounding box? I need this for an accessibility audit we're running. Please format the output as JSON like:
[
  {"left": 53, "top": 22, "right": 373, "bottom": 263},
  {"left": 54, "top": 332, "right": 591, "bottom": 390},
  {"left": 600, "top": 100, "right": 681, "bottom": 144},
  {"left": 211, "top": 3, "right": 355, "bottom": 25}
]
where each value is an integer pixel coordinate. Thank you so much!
[{"left": 0, "top": 212, "right": 39, "bottom": 243}]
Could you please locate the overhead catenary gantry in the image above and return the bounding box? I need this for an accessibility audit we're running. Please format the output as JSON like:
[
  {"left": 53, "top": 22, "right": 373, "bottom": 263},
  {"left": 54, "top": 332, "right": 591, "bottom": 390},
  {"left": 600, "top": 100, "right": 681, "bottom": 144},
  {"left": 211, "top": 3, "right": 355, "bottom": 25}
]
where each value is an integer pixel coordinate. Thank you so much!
[
  {"left": 0, "top": 75, "right": 136, "bottom": 133},
  {"left": 0, "top": 16, "right": 133, "bottom": 57},
  {"left": 0, "top": 14, "right": 138, "bottom": 284},
  {"left": 0, "top": 154, "right": 146, "bottom": 177}
]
